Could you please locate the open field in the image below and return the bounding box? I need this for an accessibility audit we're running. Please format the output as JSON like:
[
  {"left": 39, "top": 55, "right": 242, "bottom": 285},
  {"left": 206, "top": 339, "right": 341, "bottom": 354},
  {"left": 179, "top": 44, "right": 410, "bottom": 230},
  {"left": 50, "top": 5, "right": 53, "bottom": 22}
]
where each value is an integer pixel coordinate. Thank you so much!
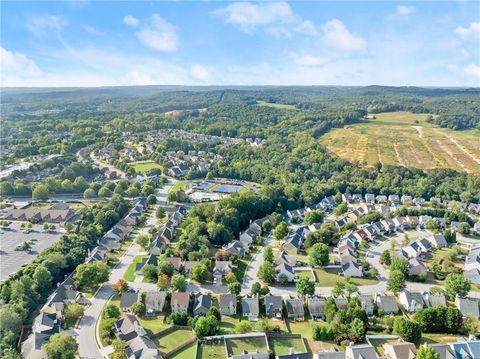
[
  {"left": 256, "top": 100, "right": 296, "bottom": 110},
  {"left": 314, "top": 268, "right": 379, "bottom": 287},
  {"left": 320, "top": 111, "right": 480, "bottom": 173},
  {"left": 154, "top": 328, "right": 196, "bottom": 353},
  {"left": 131, "top": 161, "right": 163, "bottom": 174}
]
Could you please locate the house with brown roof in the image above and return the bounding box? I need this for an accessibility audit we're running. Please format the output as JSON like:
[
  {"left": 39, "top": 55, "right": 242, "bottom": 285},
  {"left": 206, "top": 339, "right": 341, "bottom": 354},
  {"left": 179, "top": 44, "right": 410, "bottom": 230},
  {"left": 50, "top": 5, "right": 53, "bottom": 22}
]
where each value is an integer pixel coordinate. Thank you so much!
[{"left": 171, "top": 292, "right": 190, "bottom": 313}]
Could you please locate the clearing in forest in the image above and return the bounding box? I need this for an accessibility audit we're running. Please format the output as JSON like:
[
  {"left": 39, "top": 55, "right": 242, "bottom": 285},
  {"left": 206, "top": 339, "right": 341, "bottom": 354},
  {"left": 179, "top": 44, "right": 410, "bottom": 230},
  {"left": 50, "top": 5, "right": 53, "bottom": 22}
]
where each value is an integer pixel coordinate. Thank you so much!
[{"left": 320, "top": 111, "right": 480, "bottom": 172}]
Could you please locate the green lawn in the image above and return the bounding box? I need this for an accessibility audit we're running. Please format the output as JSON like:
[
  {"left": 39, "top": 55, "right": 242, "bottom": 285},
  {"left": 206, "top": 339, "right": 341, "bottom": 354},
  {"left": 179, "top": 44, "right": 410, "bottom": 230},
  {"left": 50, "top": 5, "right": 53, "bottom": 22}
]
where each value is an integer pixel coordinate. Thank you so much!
[
  {"left": 288, "top": 317, "right": 315, "bottom": 339},
  {"left": 154, "top": 328, "right": 196, "bottom": 353},
  {"left": 170, "top": 181, "right": 187, "bottom": 191},
  {"left": 132, "top": 161, "right": 163, "bottom": 174},
  {"left": 235, "top": 252, "right": 254, "bottom": 282},
  {"left": 421, "top": 333, "right": 461, "bottom": 344},
  {"left": 219, "top": 315, "right": 239, "bottom": 334},
  {"left": 124, "top": 255, "right": 147, "bottom": 282},
  {"left": 268, "top": 337, "right": 306, "bottom": 356},
  {"left": 256, "top": 100, "right": 296, "bottom": 110},
  {"left": 369, "top": 338, "right": 400, "bottom": 356},
  {"left": 295, "top": 270, "right": 315, "bottom": 281},
  {"left": 139, "top": 315, "right": 167, "bottom": 336},
  {"left": 226, "top": 336, "right": 268, "bottom": 356},
  {"left": 313, "top": 269, "right": 379, "bottom": 287},
  {"left": 197, "top": 342, "right": 226, "bottom": 359},
  {"left": 171, "top": 342, "right": 198, "bottom": 359}
]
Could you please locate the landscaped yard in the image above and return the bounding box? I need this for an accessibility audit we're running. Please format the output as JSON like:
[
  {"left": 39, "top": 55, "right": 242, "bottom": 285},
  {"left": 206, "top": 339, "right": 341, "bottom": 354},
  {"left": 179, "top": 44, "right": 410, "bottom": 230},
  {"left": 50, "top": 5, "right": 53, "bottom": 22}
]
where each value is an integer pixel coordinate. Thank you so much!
[
  {"left": 154, "top": 328, "right": 196, "bottom": 353},
  {"left": 131, "top": 161, "right": 163, "bottom": 174},
  {"left": 314, "top": 268, "right": 379, "bottom": 287},
  {"left": 225, "top": 336, "right": 268, "bottom": 356},
  {"left": 123, "top": 255, "right": 147, "bottom": 282},
  {"left": 219, "top": 315, "right": 239, "bottom": 334},
  {"left": 197, "top": 341, "right": 226, "bottom": 359},
  {"left": 139, "top": 315, "right": 167, "bottom": 336},
  {"left": 170, "top": 342, "right": 197, "bottom": 359},
  {"left": 268, "top": 337, "right": 306, "bottom": 356}
]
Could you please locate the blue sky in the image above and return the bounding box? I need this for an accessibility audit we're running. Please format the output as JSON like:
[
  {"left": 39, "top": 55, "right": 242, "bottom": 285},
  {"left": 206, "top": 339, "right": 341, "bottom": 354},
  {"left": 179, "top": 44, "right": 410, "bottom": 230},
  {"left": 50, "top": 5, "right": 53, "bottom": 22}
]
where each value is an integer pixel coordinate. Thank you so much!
[{"left": 1, "top": 1, "right": 479, "bottom": 87}]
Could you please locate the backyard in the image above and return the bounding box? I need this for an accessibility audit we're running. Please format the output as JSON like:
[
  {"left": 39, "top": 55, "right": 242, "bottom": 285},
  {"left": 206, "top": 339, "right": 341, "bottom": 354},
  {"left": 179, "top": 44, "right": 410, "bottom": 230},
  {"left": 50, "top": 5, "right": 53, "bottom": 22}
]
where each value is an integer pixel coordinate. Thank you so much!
[
  {"left": 170, "top": 342, "right": 197, "bottom": 359},
  {"left": 268, "top": 336, "right": 306, "bottom": 356},
  {"left": 131, "top": 161, "right": 163, "bottom": 174},
  {"left": 314, "top": 268, "right": 379, "bottom": 287},
  {"left": 225, "top": 336, "right": 269, "bottom": 356},
  {"left": 154, "top": 328, "right": 196, "bottom": 353},
  {"left": 197, "top": 341, "right": 226, "bottom": 359}
]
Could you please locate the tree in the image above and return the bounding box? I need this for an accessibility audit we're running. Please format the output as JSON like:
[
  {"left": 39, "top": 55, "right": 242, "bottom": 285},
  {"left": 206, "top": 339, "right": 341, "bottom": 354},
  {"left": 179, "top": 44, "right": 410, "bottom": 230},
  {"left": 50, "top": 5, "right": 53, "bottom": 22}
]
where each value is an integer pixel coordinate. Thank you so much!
[
  {"left": 0, "top": 307, "right": 22, "bottom": 334},
  {"left": 147, "top": 194, "right": 157, "bottom": 205},
  {"left": 277, "top": 273, "right": 289, "bottom": 286},
  {"left": 131, "top": 302, "right": 145, "bottom": 316},
  {"left": 445, "top": 273, "right": 471, "bottom": 300},
  {"left": 112, "top": 279, "right": 128, "bottom": 294},
  {"left": 32, "top": 184, "right": 49, "bottom": 200},
  {"left": 207, "top": 306, "right": 221, "bottom": 322},
  {"left": 44, "top": 333, "right": 78, "bottom": 359},
  {"left": 157, "top": 260, "right": 174, "bottom": 277},
  {"left": 251, "top": 282, "right": 262, "bottom": 296},
  {"left": 258, "top": 262, "right": 275, "bottom": 284},
  {"left": 417, "top": 344, "right": 440, "bottom": 359},
  {"left": 171, "top": 274, "right": 187, "bottom": 292},
  {"left": 273, "top": 222, "right": 288, "bottom": 241},
  {"left": 309, "top": 243, "right": 329, "bottom": 267},
  {"left": 98, "top": 186, "right": 113, "bottom": 197},
  {"left": 304, "top": 210, "right": 324, "bottom": 225},
  {"left": 389, "top": 257, "right": 409, "bottom": 276},
  {"left": 225, "top": 272, "right": 237, "bottom": 284},
  {"left": 167, "top": 312, "right": 188, "bottom": 325},
  {"left": 136, "top": 234, "right": 150, "bottom": 250},
  {"left": 324, "top": 298, "right": 337, "bottom": 322},
  {"left": 194, "top": 315, "right": 219, "bottom": 337},
  {"left": 426, "top": 219, "right": 439, "bottom": 231},
  {"left": 228, "top": 282, "right": 241, "bottom": 295},
  {"left": 235, "top": 320, "right": 253, "bottom": 334},
  {"left": 379, "top": 251, "right": 391, "bottom": 266},
  {"left": 350, "top": 317, "right": 366, "bottom": 338},
  {"left": 1, "top": 348, "right": 22, "bottom": 359},
  {"left": 334, "top": 202, "right": 348, "bottom": 216},
  {"left": 74, "top": 262, "right": 109, "bottom": 288},
  {"left": 64, "top": 303, "right": 85, "bottom": 328},
  {"left": 393, "top": 317, "right": 422, "bottom": 343},
  {"left": 142, "top": 264, "right": 158, "bottom": 281},
  {"left": 104, "top": 303, "right": 121, "bottom": 319},
  {"left": 190, "top": 262, "right": 209, "bottom": 282},
  {"left": 156, "top": 206, "right": 166, "bottom": 219},
  {"left": 458, "top": 222, "right": 471, "bottom": 235},
  {"left": 111, "top": 339, "right": 127, "bottom": 359},
  {"left": 33, "top": 265, "right": 53, "bottom": 295},
  {"left": 444, "top": 229, "right": 456, "bottom": 243},
  {"left": 387, "top": 270, "right": 406, "bottom": 293},
  {"left": 296, "top": 277, "right": 315, "bottom": 297},
  {"left": 263, "top": 246, "right": 274, "bottom": 263}
]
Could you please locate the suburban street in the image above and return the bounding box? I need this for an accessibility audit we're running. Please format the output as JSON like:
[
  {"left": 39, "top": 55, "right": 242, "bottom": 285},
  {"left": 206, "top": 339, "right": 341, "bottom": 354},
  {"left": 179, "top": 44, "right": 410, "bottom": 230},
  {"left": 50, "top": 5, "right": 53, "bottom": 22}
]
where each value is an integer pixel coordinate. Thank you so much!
[{"left": 77, "top": 180, "right": 174, "bottom": 359}]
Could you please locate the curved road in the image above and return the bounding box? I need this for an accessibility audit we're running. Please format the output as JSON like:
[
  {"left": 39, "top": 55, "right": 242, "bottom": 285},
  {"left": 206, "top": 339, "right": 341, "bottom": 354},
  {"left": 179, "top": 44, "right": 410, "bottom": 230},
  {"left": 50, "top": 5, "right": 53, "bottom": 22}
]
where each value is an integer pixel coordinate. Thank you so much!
[{"left": 77, "top": 180, "right": 174, "bottom": 359}]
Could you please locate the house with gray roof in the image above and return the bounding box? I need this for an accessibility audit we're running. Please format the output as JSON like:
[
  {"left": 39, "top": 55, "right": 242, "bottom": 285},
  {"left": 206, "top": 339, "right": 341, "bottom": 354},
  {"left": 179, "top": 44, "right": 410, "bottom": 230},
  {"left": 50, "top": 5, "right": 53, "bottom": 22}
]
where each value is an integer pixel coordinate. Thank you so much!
[
  {"left": 431, "top": 344, "right": 456, "bottom": 359},
  {"left": 193, "top": 293, "right": 212, "bottom": 316},
  {"left": 242, "top": 295, "right": 260, "bottom": 321},
  {"left": 455, "top": 296, "right": 480, "bottom": 318},
  {"left": 265, "top": 294, "right": 283, "bottom": 319},
  {"left": 423, "top": 292, "right": 446, "bottom": 308},
  {"left": 399, "top": 290, "right": 425, "bottom": 312},
  {"left": 357, "top": 295, "right": 374, "bottom": 316},
  {"left": 219, "top": 293, "right": 237, "bottom": 316},
  {"left": 315, "top": 352, "right": 346, "bottom": 359},
  {"left": 374, "top": 293, "right": 399, "bottom": 314},
  {"left": 21, "top": 332, "right": 49, "bottom": 359},
  {"left": 307, "top": 295, "right": 325, "bottom": 320},
  {"left": 284, "top": 297, "right": 305, "bottom": 321},
  {"left": 120, "top": 292, "right": 140, "bottom": 312},
  {"left": 346, "top": 344, "right": 378, "bottom": 359},
  {"left": 145, "top": 291, "right": 166, "bottom": 316},
  {"left": 32, "top": 312, "right": 60, "bottom": 335},
  {"left": 126, "top": 334, "right": 162, "bottom": 359}
]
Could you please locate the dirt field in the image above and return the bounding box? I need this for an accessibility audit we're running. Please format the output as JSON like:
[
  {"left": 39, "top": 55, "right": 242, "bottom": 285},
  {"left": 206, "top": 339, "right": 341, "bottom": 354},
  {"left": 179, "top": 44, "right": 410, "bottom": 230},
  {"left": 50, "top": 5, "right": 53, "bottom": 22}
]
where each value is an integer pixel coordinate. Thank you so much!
[{"left": 320, "top": 111, "right": 480, "bottom": 173}]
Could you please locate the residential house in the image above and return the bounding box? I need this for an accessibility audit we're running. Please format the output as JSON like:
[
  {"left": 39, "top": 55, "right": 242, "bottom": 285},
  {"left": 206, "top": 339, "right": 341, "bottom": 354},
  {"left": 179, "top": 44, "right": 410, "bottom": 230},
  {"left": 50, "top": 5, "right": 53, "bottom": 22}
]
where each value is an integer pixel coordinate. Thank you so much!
[
  {"left": 183, "top": 261, "right": 198, "bottom": 276},
  {"left": 283, "top": 233, "right": 302, "bottom": 254},
  {"left": 357, "top": 295, "right": 374, "bottom": 316},
  {"left": 352, "top": 194, "right": 363, "bottom": 202},
  {"left": 145, "top": 291, "right": 166, "bottom": 316},
  {"left": 276, "top": 262, "right": 296, "bottom": 283},
  {"left": 408, "top": 258, "right": 428, "bottom": 277},
  {"left": 365, "top": 194, "right": 375, "bottom": 204},
  {"left": 21, "top": 332, "right": 49, "bottom": 359},
  {"left": 399, "top": 290, "right": 425, "bottom": 312},
  {"left": 166, "top": 257, "right": 182, "bottom": 274},
  {"left": 345, "top": 344, "right": 378, "bottom": 359},
  {"left": 342, "top": 261, "right": 363, "bottom": 278},
  {"left": 455, "top": 296, "right": 480, "bottom": 318},
  {"left": 334, "top": 296, "right": 349, "bottom": 310},
  {"left": 171, "top": 292, "right": 190, "bottom": 313},
  {"left": 307, "top": 295, "right": 325, "bottom": 320},
  {"left": 383, "top": 342, "right": 417, "bottom": 359},
  {"left": 427, "top": 234, "right": 448, "bottom": 248},
  {"left": 474, "top": 222, "right": 480, "bottom": 236},
  {"left": 242, "top": 295, "right": 260, "bottom": 321},
  {"left": 120, "top": 292, "right": 140, "bottom": 312},
  {"left": 284, "top": 297, "right": 305, "bottom": 321},
  {"left": 240, "top": 228, "right": 258, "bottom": 247},
  {"left": 423, "top": 292, "right": 447, "bottom": 308},
  {"left": 275, "top": 251, "right": 297, "bottom": 267},
  {"left": 193, "top": 293, "right": 212, "bottom": 316},
  {"left": 402, "top": 242, "right": 422, "bottom": 259},
  {"left": 430, "top": 344, "right": 456, "bottom": 359},
  {"left": 32, "top": 312, "right": 60, "bottom": 335},
  {"left": 115, "top": 313, "right": 145, "bottom": 342},
  {"left": 374, "top": 293, "right": 399, "bottom": 314},
  {"left": 401, "top": 195, "right": 413, "bottom": 205},
  {"left": 219, "top": 294, "right": 237, "bottom": 316},
  {"left": 419, "top": 216, "right": 432, "bottom": 228},
  {"left": 389, "top": 195, "right": 400, "bottom": 204},
  {"left": 135, "top": 254, "right": 159, "bottom": 275},
  {"left": 265, "top": 294, "right": 283, "bottom": 319},
  {"left": 413, "top": 197, "right": 426, "bottom": 207},
  {"left": 125, "top": 335, "right": 162, "bottom": 358},
  {"left": 213, "top": 261, "right": 232, "bottom": 284},
  {"left": 315, "top": 352, "right": 346, "bottom": 359}
]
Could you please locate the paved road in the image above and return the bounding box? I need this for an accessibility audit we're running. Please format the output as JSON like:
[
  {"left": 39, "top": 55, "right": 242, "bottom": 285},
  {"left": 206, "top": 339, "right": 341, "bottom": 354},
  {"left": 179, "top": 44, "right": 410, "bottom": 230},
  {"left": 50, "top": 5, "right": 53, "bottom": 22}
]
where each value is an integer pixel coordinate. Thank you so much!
[
  {"left": 77, "top": 182, "right": 174, "bottom": 359},
  {"left": 241, "top": 235, "right": 274, "bottom": 295},
  {"left": 90, "top": 153, "right": 127, "bottom": 178}
]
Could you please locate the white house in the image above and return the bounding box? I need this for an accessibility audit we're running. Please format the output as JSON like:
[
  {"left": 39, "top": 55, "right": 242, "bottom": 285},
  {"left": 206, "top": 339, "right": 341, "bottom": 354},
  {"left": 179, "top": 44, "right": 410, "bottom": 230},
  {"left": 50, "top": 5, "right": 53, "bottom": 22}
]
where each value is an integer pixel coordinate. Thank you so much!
[{"left": 399, "top": 290, "right": 425, "bottom": 312}]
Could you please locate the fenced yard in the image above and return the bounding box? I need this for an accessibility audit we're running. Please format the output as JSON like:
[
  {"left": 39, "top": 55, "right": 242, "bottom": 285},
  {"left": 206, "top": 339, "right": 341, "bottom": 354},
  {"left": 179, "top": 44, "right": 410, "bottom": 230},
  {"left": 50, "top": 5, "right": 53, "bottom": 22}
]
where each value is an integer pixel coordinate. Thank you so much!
[{"left": 225, "top": 335, "right": 269, "bottom": 356}]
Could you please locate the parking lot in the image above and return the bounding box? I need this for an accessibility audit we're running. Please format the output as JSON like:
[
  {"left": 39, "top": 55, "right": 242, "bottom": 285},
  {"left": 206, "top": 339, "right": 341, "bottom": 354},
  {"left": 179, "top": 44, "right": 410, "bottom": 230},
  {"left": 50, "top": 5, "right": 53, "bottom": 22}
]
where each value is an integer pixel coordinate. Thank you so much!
[{"left": 0, "top": 222, "right": 64, "bottom": 280}]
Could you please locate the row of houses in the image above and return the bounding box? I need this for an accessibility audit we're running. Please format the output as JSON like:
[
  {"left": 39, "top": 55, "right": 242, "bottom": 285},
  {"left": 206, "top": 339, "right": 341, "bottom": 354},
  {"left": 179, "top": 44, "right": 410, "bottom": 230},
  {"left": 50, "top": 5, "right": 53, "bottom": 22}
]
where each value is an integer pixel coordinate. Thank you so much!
[
  {"left": 324, "top": 338, "right": 480, "bottom": 359},
  {"left": 2, "top": 202, "right": 76, "bottom": 225},
  {"left": 464, "top": 246, "right": 480, "bottom": 285},
  {"left": 342, "top": 193, "right": 427, "bottom": 206},
  {"left": 285, "top": 196, "right": 337, "bottom": 222},
  {"left": 22, "top": 277, "right": 90, "bottom": 359},
  {"left": 149, "top": 206, "right": 187, "bottom": 256}
]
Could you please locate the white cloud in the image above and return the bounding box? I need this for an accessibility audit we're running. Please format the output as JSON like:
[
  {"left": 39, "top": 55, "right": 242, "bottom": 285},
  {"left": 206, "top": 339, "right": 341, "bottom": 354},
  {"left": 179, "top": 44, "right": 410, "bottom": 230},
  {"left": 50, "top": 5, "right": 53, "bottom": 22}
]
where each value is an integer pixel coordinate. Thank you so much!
[
  {"left": 1, "top": 47, "right": 42, "bottom": 86},
  {"left": 137, "top": 14, "right": 178, "bottom": 52},
  {"left": 322, "top": 19, "right": 367, "bottom": 52},
  {"left": 455, "top": 22, "right": 480, "bottom": 40},
  {"left": 212, "top": 2, "right": 317, "bottom": 37},
  {"left": 288, "top": 52, "right": 328, "bottom": 67},
  {"left": 396, "top": 6, "right": 416, "bottom": 15},
  {"left": 82, "top": 25, "right": 104, "bottom": 35},
  {"left": 190, "top": 65, "right": 212, "bottom": 82},
  {"left": 123, "top": 15, "right": 139, "bottom": 28},
  {"left": 463, "top": 64, "right": 480, "bottom": 79},
  {"left": 26, "top": 15, "right": 68, "bottom": 37}
]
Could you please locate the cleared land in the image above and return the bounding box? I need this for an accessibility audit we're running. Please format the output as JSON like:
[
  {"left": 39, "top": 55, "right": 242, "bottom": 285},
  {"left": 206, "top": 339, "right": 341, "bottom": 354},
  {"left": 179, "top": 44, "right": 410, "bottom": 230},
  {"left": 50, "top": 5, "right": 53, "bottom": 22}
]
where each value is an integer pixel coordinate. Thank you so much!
[
  {"left": 256, "top": 100, "right": 296, "bottom": 110},
  {"left": 131, "top": 161, "right": 163, "bottom": 173},
  {"left": 320, "top": 112, "right": 480, "bottom": 173}
]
